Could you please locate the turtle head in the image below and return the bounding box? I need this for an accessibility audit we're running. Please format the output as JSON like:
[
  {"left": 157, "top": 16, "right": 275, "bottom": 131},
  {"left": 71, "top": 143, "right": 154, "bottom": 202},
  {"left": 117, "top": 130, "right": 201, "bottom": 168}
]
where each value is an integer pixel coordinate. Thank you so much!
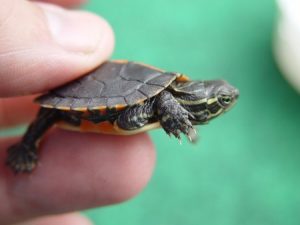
[
  {"left": 202, "top": 80, "right": 239, "bottom": 120},
  {"left": 173, "top": 80, "right": 239, "bottom": 124}
]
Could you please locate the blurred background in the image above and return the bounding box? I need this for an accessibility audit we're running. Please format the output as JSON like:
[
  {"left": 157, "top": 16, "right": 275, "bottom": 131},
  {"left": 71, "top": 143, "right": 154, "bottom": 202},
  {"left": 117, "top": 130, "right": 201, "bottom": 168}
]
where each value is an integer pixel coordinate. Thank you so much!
[{"left": 82, "top": 0, "right": 300, "bottom": 224}]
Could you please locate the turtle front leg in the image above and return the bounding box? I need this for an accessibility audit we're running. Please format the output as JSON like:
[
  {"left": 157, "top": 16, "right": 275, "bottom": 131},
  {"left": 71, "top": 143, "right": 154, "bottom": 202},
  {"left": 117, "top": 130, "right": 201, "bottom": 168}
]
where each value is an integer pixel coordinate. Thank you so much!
[
  {"left": 156, "top": 90, "right": 196, "bottom": 141},
  {"left": 116, "top": 100, "right": 155, "bottom": 130},
  {"left": 6, "top": 108, "right": 61, "bottom": 173}
]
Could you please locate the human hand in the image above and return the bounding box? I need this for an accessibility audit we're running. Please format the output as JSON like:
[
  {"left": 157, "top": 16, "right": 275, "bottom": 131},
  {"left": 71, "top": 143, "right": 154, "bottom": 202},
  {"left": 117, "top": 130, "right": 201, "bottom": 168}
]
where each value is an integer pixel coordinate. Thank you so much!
[{"left": 0, "top": 0, "right": 156, "bottom": 224}]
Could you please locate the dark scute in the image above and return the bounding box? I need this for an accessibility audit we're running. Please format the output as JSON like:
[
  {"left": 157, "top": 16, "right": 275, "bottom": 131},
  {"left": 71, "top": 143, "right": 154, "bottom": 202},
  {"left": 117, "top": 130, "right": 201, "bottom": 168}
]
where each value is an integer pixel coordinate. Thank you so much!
[
  {"left": 87, "top": 98, "right": 107, "bottom": 110},
  {"left": 55, "top": 98, "right": 74, "bottom": 109},
  {"left": 42, "top": 96, "right": 62, "bottom": 107},
  {"left": 70, "top": 98, "right": 91, "bottom": 110},
  {"left": 120, "top": 62, "right": 162, "bottom": 82},
  {"left": 92, "top": 61, "right": 124, "bottom": 81},
  {"left": 101, "top": 78, "right": 142, "bottom": 97},
  {"left": 146, "top": 73, "right": 176, "bottom": 87},
  {"left": 139, "top": 84, "right": 161, "bottom": 97},
  {"left": 106, "top": 97, "right": 127, "bottom": 108},
  {"left": 125, "top": 91, "right": 146, "bottom": 105},
  {"left": 53, "top": 76, "right": 105, "bottom": 98}
]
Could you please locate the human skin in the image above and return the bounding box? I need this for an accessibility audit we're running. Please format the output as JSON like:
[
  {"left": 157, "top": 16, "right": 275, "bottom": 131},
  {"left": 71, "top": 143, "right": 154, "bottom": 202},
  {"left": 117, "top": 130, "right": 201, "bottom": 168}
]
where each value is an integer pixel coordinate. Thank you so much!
[{"left": 0, "top": 0, "right": 156, "bottom": 224}]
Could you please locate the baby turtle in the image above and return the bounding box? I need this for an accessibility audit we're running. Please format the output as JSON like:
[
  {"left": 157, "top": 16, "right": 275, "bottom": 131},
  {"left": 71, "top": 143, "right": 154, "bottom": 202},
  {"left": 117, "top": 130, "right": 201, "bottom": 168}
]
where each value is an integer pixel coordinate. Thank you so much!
[{"left": 7, "top": 60, "right": 239, "bottom": 173}]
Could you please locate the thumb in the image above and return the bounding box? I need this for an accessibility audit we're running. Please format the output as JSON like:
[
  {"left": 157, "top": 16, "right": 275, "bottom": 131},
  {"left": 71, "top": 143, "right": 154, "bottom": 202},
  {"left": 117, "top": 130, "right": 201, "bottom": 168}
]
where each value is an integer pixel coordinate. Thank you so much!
[{"left": 0, "top": 0, "right": 114, "bottom": 97}]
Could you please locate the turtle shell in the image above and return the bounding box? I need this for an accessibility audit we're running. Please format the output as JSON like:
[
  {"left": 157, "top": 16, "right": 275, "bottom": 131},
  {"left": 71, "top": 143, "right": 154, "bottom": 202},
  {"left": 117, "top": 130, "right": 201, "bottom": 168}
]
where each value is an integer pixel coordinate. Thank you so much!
[{"left": 36, "top": 61, "right": 179, "bottom": 111}]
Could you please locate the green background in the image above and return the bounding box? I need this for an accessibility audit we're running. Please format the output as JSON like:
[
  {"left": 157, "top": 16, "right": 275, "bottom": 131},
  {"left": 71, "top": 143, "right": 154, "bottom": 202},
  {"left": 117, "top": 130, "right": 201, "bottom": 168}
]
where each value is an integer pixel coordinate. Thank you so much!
[{"left": 83, "top": 0, "right": 300, "bottom": 225}]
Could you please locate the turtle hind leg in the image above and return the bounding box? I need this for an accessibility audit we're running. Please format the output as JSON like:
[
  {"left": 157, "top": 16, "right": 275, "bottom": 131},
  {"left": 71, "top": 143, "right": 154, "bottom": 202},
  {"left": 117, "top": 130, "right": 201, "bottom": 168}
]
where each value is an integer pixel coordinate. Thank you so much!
[
  {"left": 6, "top": 108, "right": 61, "bottom": 173},
  {"left": 7, "top": 143, "right": 38, "bottom": 173},
  {"left": 155, "top": 90, "right": 196, "bottom": 142}
]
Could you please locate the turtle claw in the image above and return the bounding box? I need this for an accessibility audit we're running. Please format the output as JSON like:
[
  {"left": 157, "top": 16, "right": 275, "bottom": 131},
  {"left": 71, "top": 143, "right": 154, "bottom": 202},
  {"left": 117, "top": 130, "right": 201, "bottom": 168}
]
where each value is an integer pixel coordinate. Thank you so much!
[
  {"left": 167, "top": 129, "right": 182, "bottom": 144},
  {"left": 187, "top": 127, "right": 198, "bottom": 143},
  {"left": 6, "top": 143, "right": 38, "bottom": 173},
  {"left": 179, "top": 139, "right": 182, "bottom": 145}
]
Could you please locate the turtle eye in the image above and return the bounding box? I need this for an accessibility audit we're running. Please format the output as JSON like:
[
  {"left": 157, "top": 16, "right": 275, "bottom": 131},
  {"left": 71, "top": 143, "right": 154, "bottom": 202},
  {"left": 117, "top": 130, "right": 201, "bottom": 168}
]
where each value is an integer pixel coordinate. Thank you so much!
[{"left": 219, "top": 95, "right": 232, "bottom": 106}]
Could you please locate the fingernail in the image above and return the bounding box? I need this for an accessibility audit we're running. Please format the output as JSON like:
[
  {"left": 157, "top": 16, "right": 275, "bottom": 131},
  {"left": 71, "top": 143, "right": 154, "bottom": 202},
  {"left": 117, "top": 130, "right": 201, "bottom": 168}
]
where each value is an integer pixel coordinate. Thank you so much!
[{"left": 39, "top": 3, "right": 102, "bottom": 54}]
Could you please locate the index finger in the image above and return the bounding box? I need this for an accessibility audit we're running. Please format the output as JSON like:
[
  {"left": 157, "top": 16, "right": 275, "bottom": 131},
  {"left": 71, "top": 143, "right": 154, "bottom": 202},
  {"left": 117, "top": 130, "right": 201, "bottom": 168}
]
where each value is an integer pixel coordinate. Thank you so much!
[
  {"left": 0, "top": 96, "right": 38, "bottom": 129},
  {"left": 0, "top": 131, "right": 155, "bottom": 225}
]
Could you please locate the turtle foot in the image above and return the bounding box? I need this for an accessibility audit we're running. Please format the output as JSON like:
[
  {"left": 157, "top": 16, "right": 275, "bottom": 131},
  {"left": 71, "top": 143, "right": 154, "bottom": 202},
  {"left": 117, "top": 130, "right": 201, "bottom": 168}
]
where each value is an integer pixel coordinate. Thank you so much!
[
  {"left": 160, "top": 107, "right": 195, "bottom": 141},
  {"left": 6, "top": 143, "right": 38, "bottom": 173},
  {"left": 156, "top": 90, "right": 197, "bottom": 142}
]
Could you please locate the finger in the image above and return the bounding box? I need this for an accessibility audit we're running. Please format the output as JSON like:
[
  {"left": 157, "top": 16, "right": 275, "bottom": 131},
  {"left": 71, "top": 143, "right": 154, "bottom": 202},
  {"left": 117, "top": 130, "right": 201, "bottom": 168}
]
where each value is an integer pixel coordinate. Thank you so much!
[
  {"left": 30, "top": 0, "right": 86, "bottom": 8},
  {"left": 16, "top": 212, "right": 92, "bottom": 225},
  {"left": 0, "top": 131, "right": 155, "bottom": 225},
  {"left": 0, "top": 0, "right": 114, "bottom": 97},
  {"left": 0, "top": 96, "right": 38, "bottom": 128}
]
